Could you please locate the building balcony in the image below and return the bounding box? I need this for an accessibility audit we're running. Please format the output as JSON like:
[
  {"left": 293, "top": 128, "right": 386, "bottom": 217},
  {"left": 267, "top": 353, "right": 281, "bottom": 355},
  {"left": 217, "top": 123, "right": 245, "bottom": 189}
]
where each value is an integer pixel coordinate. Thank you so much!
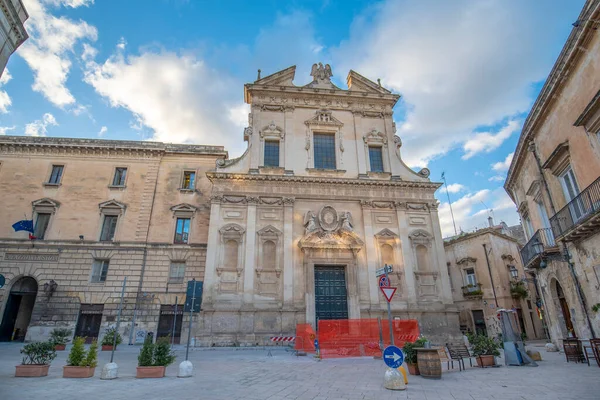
[
  {"left": 461, "top": 284, "right": 483, "bottom": 298},
  {"left": 550, "top": 176, "right": 600, "bottom": 242},
  {"left": 520, "top": 228, "right": 560, "bottom": 269}
]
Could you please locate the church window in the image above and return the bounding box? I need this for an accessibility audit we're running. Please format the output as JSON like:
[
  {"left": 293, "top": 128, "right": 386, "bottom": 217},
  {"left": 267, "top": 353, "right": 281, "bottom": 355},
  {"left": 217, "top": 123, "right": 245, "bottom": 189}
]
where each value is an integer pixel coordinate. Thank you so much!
[
  {"left": 416, "top": 244, "right": 430, "bottom": 271},
  {"left": 264, "top": 141, "right": 280, "bottom": 167},
  {"left": 314, "top": 133, "right": 336, "bottom": 169},
  {"left": 381, "top": 244, "right": 394, "bottom": 266},
  {"left": 369, "top": 146, "right": 384, "bottom": 172},
  {"left": 262, "top": 240, "right": 276, "bottom": 269},
  {"left": 224, "top": 239, "right": 239, "bottom": 268}
]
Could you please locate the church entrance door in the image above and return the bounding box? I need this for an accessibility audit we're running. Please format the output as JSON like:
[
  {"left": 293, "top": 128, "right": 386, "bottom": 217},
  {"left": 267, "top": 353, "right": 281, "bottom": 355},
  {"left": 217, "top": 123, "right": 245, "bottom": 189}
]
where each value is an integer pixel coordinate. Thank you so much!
[{"left": 314, "top": 266, "right": 348, "bottom": 324}]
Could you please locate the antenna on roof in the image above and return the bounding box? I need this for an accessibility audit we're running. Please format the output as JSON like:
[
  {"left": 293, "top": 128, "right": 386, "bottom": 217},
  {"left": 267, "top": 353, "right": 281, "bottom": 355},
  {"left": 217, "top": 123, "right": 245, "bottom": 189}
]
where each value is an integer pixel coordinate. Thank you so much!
[
  {"left": 441, "top": 172, "right": 458, "bottom": 236},
  {"left": 257, "top": 69, "right": 261, "bottom": 80}
]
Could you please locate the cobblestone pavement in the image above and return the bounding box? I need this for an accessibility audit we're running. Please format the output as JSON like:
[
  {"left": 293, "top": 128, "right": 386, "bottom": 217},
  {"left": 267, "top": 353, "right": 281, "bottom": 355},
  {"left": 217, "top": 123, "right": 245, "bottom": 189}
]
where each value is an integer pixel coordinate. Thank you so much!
[{"left": 0, "top": 343, "right": 598, "bottom": 400}]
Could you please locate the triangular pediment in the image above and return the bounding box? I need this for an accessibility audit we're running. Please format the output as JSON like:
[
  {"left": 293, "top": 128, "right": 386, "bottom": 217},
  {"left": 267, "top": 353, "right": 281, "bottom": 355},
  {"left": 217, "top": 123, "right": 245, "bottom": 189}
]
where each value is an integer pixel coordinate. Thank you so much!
[
  {"left": 304, "top": 109, "right": 343, "bottom": 127},
  {"left": 170, "top": 203, "right": 198, "bottom": 213},
  {"left": 456, "top": 256, "right": 477, "bottom": 265},
  {"left": 99, "top": 199, "right": 126, "bottom": 211},
  {"left": 346, "top": 70, "right": 392, "bottom": 94},
  {"left": 257, "top": 225, "right": 282, "bottom": 237},
  {"left": 375, "top": 228, "right": 398, "bottom": 238},
  {"left": 32, "top": 198, "right": 60, "bottom": 208},
  {"left": 254, "top": 65, "right": 296, "bottom": 86}
]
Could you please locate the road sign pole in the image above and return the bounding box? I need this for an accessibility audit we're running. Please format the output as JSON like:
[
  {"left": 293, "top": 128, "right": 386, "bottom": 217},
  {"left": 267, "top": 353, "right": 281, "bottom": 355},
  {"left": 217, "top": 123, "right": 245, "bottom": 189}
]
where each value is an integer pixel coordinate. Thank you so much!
[
  {"left": 378, "top": 317, "right": 384, "bottom": 357},
  {"left": 171, "top": 296, "right": 177, "bottom": 347},
  {"left": 185, "top": 279, "right": 196, "bottom": 361},
  {"left": 384, "top": 265, "right": 394, "bottom": 346}
]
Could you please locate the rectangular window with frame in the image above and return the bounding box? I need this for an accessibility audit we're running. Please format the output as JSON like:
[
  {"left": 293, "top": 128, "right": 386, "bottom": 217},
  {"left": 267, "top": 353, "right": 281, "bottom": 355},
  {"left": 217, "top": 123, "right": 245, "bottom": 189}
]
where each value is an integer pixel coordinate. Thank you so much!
[
  {"left": 91, "top": 259, "right": 110, "bottom": 283},
  {"left": 313, "top": 133, "right": 336, "bottom": 169},
  {"left": 368, "top": 146, "right": 384, "bottom": 172},
  {"left": 169, "top": 262, "right": 186, "bottom": 283},
  {"left": 112, "top": 167, "right": 127, "bottom": 186},
  {"left": 174, "top": 218, "right": 190, "bottom": 244},
  {"left": 182, "top": 171, "right": 196, "bottom": 190},
  {"left": 465, "top": 268, "right": 477, "bottom": 286},
  {"left": 48, "top": 165, "right": 64, "bottom": 184},
  {"left": 263, "top": 140, "right": 280, "bottom": 167},
  {"left": 33, "top": 213, "right": 51, "bottom": 239},
  {"left": 100, "top": 215, "right": 118, "bottom": 241},
  {"left": 560, "top": 167, "right": 583, "bottom": 220}
]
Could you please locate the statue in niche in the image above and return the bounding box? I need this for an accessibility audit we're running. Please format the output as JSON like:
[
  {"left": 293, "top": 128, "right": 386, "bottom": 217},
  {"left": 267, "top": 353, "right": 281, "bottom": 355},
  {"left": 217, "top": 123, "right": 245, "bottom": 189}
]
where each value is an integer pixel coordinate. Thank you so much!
[
  {"left": 304, "top": 211, "right": 318, "bottom": 235},
  {"left": 339, "top": 212, "right": 354, "bottom": 232}
]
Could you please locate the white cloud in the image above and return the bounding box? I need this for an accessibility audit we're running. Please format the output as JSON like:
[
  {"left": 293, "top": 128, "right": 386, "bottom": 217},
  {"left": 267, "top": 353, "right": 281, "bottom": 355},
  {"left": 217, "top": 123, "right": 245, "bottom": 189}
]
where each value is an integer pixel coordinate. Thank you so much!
[
  {"left": 445, "top": 183, "right": 465, "bottom": 194},
  {"left": 24, "top": 113, "right": 58, "bottom": 136},
  {"left": 0, "top": 126, "right": 16, "bottom": 135},
  {"left": 81, "top": 43, "right": 98, "bottom": 61},
  {"left": 438, "top": 187, "right": 518, "bottom": 237},
  {"left": 116, "top": 37, "right": 127, "bottom": 50},
  {"left": 19, "top": 0, "right": 97, "bottom": 107},
  {"left": 492, "top": 152, "right": 515, "bottom": 172},
  {"left": 84, "top": 49, "right": 247, "bottom": 153},
  {"left": 0, "top": 68, "right": 12, "bottom": 113},
  {"left": 98, "top": 126, "right": 107, "bottom": 137},
  {"left": 333, "top": 0, "right": 571, "bottom": 167},
  {"left": 488, "top": 175, "right": 505, "bottom": 182},
  {"left": 462, "top": 120, "right": 520, "bottom": 159}
]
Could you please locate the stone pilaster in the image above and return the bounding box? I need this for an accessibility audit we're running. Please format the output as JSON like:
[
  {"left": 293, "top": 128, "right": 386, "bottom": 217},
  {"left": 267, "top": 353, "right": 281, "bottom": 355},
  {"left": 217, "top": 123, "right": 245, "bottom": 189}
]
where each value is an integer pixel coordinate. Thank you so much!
[
  {"left": 282, "top": 197, "right": 294, "bottom": 305},
  {"left": 243, "top": 197, "right": 258, "bottom": 303},
  {"left": 203, "top": 196, "right": 222, "bottom": 304},
  {"left": 360, "top": 201, "right": 380, "bottom": 306},
  {"left": 429, "top": 203, "right": 453, "bottom": 303},
  {"left": 395, "top": 202, "right": 418, "bottom": 304}
]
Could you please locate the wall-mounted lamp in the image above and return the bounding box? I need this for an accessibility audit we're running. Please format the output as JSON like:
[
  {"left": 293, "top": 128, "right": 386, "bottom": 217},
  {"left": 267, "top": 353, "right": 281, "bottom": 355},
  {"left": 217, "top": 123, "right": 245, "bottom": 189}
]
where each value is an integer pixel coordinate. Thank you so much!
[
  {"left": 43, "top": 280, "right": 58, "bottom": 297},
  {"left": 79, "top": 235, "right": 84, "bottom": 241}
]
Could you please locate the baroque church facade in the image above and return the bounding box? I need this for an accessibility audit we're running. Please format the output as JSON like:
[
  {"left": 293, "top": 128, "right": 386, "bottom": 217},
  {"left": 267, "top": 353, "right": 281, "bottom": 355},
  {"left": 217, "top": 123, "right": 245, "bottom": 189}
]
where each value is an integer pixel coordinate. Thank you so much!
[{"left": 198, "top": 64, "right": 461, "bottom": 345}]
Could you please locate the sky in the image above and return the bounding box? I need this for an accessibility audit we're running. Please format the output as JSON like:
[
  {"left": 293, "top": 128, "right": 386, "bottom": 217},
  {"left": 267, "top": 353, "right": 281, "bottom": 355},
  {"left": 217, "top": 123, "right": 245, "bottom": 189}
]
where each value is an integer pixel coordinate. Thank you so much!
[{"left": 0, "top": 0, "right": 585, "bottom": 237}]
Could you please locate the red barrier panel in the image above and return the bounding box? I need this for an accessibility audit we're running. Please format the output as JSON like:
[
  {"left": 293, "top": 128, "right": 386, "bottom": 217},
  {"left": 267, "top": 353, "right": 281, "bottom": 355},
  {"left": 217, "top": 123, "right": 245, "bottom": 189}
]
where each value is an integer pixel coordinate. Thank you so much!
[
  {"left": 294, "top": 323, "right": 316, "bottom": 353},
  {"left": 316, "top": 319, "right": 420, "bottom": 359}
]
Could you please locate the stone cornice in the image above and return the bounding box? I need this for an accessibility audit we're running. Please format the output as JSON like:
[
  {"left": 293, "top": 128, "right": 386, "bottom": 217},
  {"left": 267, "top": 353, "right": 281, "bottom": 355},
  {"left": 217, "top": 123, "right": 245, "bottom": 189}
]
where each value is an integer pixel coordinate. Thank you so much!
[
  {"left": 0, "top": 239, "right": 208, "bottom": 250},
  {"left": 207, "top": 171, "right": 442, "bottom": 190},
  {"left": 0, "top": 136, "right": 228, "bottom": 159},
  {"left": 0, "top": 0, "right": 29, "bottom": 49},
  {"left": 505, "top": 0, "right": 600, "bottom": 192},
  {"left": 443, "top": 227, "right": 519, "bottom": 246}
]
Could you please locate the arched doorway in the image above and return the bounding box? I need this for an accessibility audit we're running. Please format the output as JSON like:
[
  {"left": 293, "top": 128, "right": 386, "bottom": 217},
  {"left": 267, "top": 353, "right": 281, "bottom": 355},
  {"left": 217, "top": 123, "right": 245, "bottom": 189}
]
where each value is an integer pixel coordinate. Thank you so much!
[
  {"left": 551, "top": 278, "right": 575, "bottom": 338},
  {"left": 0, "top": 277, "right": 38, "bottom": 341}
]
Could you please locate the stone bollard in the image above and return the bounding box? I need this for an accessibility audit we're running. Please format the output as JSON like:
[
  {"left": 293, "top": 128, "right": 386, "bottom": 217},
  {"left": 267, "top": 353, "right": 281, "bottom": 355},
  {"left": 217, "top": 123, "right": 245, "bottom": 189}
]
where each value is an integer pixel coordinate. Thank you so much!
[
  {"left": 384, "top": 367, "right": 406, "bottom": 390},
  {"left": 545, "top": 343, "right": 558, "bottom": 352},
  {"left": 178, "top": 360, "right": 193, "bottom": 378},
  {"left": 101, "top": 362, "right": 118, "bottom": 380}
]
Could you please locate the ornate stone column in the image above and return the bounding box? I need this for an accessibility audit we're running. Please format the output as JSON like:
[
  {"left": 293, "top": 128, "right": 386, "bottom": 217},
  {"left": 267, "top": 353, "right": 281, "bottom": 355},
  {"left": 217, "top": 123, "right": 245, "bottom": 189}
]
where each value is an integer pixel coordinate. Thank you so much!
[
  {"left": 360, "top": 201, "right": 380, "bottom": 306},
  {"left": 395, "top": 201, "right": 418, "bottom": 304},
  {"left": 243, "top": 196, "right": 259, "bottom": 304},
  {"left": 282, "top": 197, "right": 295, "bottom": 305},
  {"left": 203, "top": 195, "right": 222, "bottom": 305}
]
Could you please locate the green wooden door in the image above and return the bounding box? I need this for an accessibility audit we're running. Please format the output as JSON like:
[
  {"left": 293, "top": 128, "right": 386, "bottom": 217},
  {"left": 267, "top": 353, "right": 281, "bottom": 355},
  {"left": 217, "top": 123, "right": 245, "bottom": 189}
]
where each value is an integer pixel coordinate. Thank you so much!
[{"left": 315, "top": 266, "right": 348, "bottom": 323}]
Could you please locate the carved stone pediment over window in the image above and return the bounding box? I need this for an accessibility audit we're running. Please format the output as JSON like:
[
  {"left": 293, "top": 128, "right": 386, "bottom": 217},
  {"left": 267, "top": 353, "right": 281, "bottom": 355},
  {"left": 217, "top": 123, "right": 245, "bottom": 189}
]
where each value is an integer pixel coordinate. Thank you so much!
[
  {"left": 456, "top": 256, "right": 477, "bottom": 266},
  {"left": 299, "top": 206, "right": 364, "bottom": 254},
  {"left": 32, "top": 198, "right": 60, "bottom": 214},
  {"left": 99, "top": 199, "right": 126, "bottom": 215},
  {"left": 219, "top": 223, "right": 245, "bottom": 237},
  {"left": 217, "top": 223, "right": 245, "bottom": 293},
  {"left": 260, "top": 121, "right": 284, "bottom": 139},
  {"left": 256, "top": 225, "right": 283, "bottom": 297},
  {"left": 363, "top": 129, "right": 387, "bottom": 146},
  {"left": 375, "top": 228, "right": 398, "bottom": 239},
  {"left": 304, "top": 109, "right": 343, "bottom": 127},
  {"left": 408, "top": 229, "right": 433, "bottom": 247},
  {"left": 170, "top": 203, "right": 197, "bottom": 218}
]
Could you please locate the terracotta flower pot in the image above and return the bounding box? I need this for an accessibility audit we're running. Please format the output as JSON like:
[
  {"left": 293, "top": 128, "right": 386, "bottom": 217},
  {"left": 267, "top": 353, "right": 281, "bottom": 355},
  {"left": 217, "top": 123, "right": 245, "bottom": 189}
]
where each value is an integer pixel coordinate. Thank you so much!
[
  {"left": 476, "top": 355, "right": 495, "bottom": 367},
  {"left": 101, "top": 345, "right": 115, "bottom": 351},
  {"left": 406, "top": 362, "right": 420, "bottom": 375},
  {"left": 136, "top": 366, "right": 165, "bottom": 378},
  {"left": 15, "top": 364, "right": 50, "bottom": 377},
  {"left": 55, "top": 344, "right": 66, "bottom": 351},
  {"left": 63, "top": 366, "right": 95, "bottom": 378}
]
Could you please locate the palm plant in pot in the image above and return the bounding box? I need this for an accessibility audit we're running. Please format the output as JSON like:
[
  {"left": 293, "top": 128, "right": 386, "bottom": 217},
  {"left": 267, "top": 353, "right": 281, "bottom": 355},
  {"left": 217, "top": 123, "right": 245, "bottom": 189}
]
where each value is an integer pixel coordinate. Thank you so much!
[
  {"left": 50, "top": 328, "right": 72, "bottom": 351},
  {"left": 471, "top": 334, "right": 500, "bottom": 367},
  {"left": 63, "top": 337, "right": 98, "bottom": 378},
  {"left": 101, "top": 327, "right": 122, "bottom": 351},
  {"left": 15, "top": 341, "right": 57, "bottom": 377},
  {"left": 136, "top": 336, "right": 177, "bottom": 378},
  {"left": 402, "top": 337, "right": 428, "bottom": 375}
]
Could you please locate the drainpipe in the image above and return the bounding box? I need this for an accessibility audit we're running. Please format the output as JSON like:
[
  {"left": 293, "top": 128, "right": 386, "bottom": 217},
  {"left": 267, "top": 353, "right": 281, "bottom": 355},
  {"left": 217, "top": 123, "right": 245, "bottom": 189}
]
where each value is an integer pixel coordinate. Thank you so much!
[
  {"left": 529, "top": 271, "right": 551, "bottom": 341},
  {"left": 528, "top": 141, "right": 557, "bottom": 214},
  {"left": 482, "top": 243, "right": 499, "bottom": 307},
  {"left": 563, "top": 245, "right": 596, "bottom": 339}
]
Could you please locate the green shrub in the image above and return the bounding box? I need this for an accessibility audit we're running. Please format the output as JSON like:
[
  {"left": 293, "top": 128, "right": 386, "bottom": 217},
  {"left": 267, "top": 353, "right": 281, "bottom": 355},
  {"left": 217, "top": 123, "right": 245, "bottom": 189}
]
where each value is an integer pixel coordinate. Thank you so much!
[
  {"left": 67, "top": 337, "right": 86, "bottom": 366},
  {"left": 471, "top": 334, "right": 501, "bottom": 357},
  {"left": 21, "top": 341, "right": 57, "bottom": 365},
  {"left": 101, "top": 328, "right": 122, "bottom": 347},
  {"left": 49, "top": 328, "right": 72, "bottom": 346},
  {"left": 83, "top": 341, "right": 98, "bottom": 368},
  {"left": 138, "top": 335, "right": 154, "bottom": 367},
  {"left": 510, "top": 281, "right": 529, "bottom": 300},
  {"left": 402, "top": 337, "right": 428, "bottom": 364},
  {"left": 592, "top": 303, "right": 600, "bottom": 313},
  {"left": 153, "top": 338, "right": 176, "bottom": 367}
]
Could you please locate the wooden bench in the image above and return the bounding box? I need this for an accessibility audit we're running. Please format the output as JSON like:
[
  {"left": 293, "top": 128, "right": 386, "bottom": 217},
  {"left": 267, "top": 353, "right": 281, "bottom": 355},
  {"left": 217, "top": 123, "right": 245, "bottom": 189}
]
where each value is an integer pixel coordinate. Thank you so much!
[{"left": 445, "top": 344, "right": 475, "bottom": 371}]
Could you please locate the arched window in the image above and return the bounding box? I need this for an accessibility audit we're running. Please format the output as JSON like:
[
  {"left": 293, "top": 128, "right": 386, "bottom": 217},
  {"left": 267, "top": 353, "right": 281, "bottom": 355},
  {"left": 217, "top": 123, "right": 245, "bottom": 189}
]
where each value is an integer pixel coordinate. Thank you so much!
[
  {"left": 224, "top": 240, "right": 239, "bottom": 268},
  {"left": 263, "top": 240, "right": 276, "bottom": 270},
  {"left": 416, "top": 244, "right": 430, "bottom": 272},
  {"left": 381, "top": 244, "right": 394, "bottom": 266}
]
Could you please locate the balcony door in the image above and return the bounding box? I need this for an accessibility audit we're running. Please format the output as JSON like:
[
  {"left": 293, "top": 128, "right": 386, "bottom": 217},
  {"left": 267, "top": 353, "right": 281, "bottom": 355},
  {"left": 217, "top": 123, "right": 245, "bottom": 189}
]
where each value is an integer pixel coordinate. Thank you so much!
[
  {"left": 560, "top": 167, "right": 582, "bottom": 221},
  {"left": 536, "top": 200, "right": 555, "bottom": 246}
]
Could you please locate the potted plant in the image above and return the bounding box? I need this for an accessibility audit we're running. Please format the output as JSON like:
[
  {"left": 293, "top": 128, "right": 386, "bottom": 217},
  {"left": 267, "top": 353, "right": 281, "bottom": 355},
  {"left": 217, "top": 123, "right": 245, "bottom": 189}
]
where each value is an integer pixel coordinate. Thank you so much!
[
  {"left": 101, "top": 327, "right": 122, "bottom": 351},
  {"left": 510, "top": 281, "right": 529, "bottom": 300},
  {"left": 15, "top": 341, "right": 57, "bottom": 377},
  {"left": 136, "top": 337, "right": 177, "bottom": 378},
  {"left": 402, "top": 337, "right": 427, "bottom": 375},
  {"left": 63, "top": 337, "right": 98, "bottom": 378},
  {"left": 50, "top": 328, "right": 72, "bottom": 351},
  {"left": 471, "top": 334, "right": 500, "bottom": 367}
]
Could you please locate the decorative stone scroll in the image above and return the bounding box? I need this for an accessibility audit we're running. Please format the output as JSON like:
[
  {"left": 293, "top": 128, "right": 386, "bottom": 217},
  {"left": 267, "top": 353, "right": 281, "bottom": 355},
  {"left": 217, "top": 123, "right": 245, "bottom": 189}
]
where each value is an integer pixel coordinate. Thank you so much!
[{"left": 299, "top": 206, "right": 364, "bottom": 253}]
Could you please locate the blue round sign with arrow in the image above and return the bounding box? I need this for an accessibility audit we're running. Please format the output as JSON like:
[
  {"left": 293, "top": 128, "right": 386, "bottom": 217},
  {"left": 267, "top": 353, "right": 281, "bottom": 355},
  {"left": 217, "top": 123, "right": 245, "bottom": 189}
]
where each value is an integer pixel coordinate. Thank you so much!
[{"left": 383, "top": 345, "right": 404, "bottom": 368}]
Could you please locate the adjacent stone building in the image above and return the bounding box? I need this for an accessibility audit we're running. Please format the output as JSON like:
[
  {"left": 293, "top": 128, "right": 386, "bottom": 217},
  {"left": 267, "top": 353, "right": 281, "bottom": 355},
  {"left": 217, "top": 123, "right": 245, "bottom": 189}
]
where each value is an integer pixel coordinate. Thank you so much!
[
  {"left": 505, "top": 0, "right": 600, "bottom": 346},
  {"left": 0, "top": 0, "right": 28, "bottom": 78},
  {"left": 0, "top": 136, "right": 227, "bottom": 343},
  {"left": 444, "top": 224, "right": 545, "bottom": 341},
  {"left": 198, "top": 64, "right": 461, "bottom": 345}
]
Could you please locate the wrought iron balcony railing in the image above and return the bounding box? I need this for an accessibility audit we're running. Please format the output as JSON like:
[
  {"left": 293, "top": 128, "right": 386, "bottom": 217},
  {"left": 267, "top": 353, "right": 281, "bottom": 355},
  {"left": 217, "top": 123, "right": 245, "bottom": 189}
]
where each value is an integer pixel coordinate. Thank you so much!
[
  {"left": 550, "top": 176, "right": 600, "bottom": 241},
  {"left": 520, "top": 228, "right": 557, "bottom": 269}
]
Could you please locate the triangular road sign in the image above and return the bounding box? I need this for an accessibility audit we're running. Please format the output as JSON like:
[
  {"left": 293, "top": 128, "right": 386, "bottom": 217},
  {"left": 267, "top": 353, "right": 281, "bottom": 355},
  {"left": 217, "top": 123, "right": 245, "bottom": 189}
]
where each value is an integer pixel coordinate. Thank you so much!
[{"left": 380, "top": 286, "right": 397, "bottom": 303}]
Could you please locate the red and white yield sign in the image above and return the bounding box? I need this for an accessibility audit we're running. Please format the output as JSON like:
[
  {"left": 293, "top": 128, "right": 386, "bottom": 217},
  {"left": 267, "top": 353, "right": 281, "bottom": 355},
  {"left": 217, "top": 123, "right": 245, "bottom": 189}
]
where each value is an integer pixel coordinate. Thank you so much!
[{"left": 380, "top": 286, "right": 397, "bottom": 303}]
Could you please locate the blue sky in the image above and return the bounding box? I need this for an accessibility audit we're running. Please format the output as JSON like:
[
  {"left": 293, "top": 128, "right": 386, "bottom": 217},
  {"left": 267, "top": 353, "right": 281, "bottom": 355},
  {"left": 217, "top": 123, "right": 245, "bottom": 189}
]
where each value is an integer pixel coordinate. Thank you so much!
[{"left": 0, "top": 0, "right": 585, "bottom": 236}]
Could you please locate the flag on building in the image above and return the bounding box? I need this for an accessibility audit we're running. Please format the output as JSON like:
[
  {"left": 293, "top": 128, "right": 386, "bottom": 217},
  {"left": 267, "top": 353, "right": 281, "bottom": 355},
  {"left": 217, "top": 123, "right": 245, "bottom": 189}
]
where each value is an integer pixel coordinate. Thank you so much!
[{"left": 12, "top": 220, "right": 34, "bottom": 233}]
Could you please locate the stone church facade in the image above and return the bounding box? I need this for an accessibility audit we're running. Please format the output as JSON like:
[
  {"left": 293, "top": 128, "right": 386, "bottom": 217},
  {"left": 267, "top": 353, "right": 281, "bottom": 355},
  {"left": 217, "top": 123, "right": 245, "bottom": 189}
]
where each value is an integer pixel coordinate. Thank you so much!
[{"left": 198, "top": 64, "right": 461, "bottom": 345}]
